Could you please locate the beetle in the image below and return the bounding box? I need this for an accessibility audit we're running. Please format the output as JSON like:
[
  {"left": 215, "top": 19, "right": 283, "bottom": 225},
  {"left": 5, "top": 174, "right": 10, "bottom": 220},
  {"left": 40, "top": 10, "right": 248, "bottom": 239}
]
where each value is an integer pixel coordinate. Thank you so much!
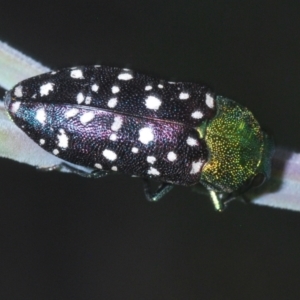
[{"left": 4, "top": 65, "right": 274, "bottom": 210}]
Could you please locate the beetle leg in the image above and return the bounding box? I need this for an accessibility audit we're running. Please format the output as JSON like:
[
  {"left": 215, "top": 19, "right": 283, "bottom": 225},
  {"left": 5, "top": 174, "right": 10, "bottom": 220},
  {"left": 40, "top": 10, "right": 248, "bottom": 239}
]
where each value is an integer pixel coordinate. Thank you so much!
[
  {"left": 37, "top": 163, "right": 108, "bottom": 178},
  {"left": 143, "top": 179, "right": 174, "bottom": 201},
  {"left": 208, "top": 190, "right": 227, "bottom": 212},
  {"left": 209, "top": 190, "right": 241, "bottom": 211}
]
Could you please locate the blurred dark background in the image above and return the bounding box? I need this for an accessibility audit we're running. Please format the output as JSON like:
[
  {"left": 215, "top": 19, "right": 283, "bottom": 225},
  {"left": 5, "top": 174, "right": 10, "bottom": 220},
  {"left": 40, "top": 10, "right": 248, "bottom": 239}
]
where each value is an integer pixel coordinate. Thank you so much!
[{"left": 1, "top": 1, "right": 300, "bottom": 299}]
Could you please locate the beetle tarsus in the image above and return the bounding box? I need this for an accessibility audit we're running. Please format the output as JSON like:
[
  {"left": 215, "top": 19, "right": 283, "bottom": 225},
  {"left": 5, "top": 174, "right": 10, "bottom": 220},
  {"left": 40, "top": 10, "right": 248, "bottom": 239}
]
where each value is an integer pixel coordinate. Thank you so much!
[
  {"left": 208, "top": 190, "right": 230, "bottom": 212},
  {"left": 209, "top": 190, "right": 244, "bottom": 211},
  {"left": 37, "top": 163, "right": 108, "bottom": 178},
  {"left": 143, "top": 179, "right": 174, "bottom": 201}
]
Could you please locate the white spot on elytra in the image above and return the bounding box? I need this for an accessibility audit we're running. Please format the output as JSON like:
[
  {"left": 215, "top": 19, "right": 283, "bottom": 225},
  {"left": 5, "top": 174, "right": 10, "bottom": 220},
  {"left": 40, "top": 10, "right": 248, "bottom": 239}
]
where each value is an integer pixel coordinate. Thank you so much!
[
  {"left": 40, "top": 82, "right": 55, "bottom": 96},
  {"left": 95, "top": 163, "right": 102, "bottom": 169},
  {"left": 11, "top": 101, "right": 21, "bottom": 113},
  {"left": 14, "top": 86, "right": 23, "bottom": 97},
  {"left": 138, "top": 127, "right": 154, "bottom": 144},
  {"left": 131, "top": 147, "right": 139, "bottom": 153},
  {"left": 145, "top": 96, "right": 162, "bottom": 110},
  {"left": 112, "top": 86, "right": 120, "bottom": 94},
  {"left": 108, "top": 98, "right": 118, "bottom": 108},
  {"left": 103, "top": 149, "right": 117, "bottom": 161},
  {"left": 39, "top": 139, "right": 45, "bottom": 145},
  {"left": 191, "top": 110, "right": 204, "bottom": 119},
  {"left": 57, "top": 129, "right": 69, "bottom": 149},
  {"left": 111, "top": 166, "right": 118, "bottom": 171},
  {"left": 186, "top": 136, "right": 198, "bottom": 146},
  {"left": 51, "top": 71, "right": 57, "bottom": 75},
  {"left": 32, "top": 94, "right": 37, "bottom": 99},
  {"left": 70, "top": 69, "right": 84, "bottom": 79},
  {"left": 110, "top": 133, "right": 117, "bottom": 141},
  {"left": 158, "top": 84, "right": 163, "bottom": 89},
  {"left": 147, "top": 156, "right": 156, "bottom": 164},
  {"left": 147, "top": 167, "right": 160, "bottom": 176},
  {"left": 118, "top": 73, "right": 133, "bottom": 80},
  {"left": 76, "top": 92, "right": 85, "bottom": 104},
  {"left": 35, "top": 108, "right": 46, "bottom": 125},
  {"left": 65, "top": 108, "right": 79, "bottom": 119},
  {"left": 205, "top": 94, "right": 214, "bottom": 108},
  {"left": 190, "top": 159, "right": 204, "bottom": 174},
  {"left": 53, "top": 149, "right": 59, "bottom": 155},
  {"left": 167, "top": 151, "right": 177, "bottom": 162},
  {"left": 85, "top": 96, "right": 92, "bottom": 105},
  {"left": 80, "top": 111, "right": 95, "bottom": 125},
  {"left": 179, "top": 92, "right": 189, "bottom": 100},
  {"left": 145, "top": 85, "right": 152, "bottom": 91},
  {"left": 111, "top": 116, "right": 123, "bottom": 131},
  {"left": 92, "top": 84, "right": 99, "bottom": 92}
]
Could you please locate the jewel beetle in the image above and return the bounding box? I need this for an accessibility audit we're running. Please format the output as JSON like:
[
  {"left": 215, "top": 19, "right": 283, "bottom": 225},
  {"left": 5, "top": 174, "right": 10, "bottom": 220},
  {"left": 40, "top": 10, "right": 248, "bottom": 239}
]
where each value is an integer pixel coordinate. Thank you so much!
[{"left": 4, "top": 65, "right": 274, "bottom": 210}]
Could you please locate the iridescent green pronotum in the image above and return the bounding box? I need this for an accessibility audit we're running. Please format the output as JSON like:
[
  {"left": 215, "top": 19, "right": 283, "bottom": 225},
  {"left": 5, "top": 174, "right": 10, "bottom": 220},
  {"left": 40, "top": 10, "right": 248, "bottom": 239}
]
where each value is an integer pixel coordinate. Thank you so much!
[{"left": 199, "top": 96, "right": 274, "bottom": 210}]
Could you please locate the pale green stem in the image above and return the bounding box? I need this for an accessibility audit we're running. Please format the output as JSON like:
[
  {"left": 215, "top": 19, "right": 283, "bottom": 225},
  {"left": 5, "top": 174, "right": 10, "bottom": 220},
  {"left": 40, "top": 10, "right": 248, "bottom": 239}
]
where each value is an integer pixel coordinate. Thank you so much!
[
  {"left": 249, "top": 148, "right": 300, "bottom": 211},
  {"left": 0, "top": 41, "right": 50, "bottom": 90}
]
